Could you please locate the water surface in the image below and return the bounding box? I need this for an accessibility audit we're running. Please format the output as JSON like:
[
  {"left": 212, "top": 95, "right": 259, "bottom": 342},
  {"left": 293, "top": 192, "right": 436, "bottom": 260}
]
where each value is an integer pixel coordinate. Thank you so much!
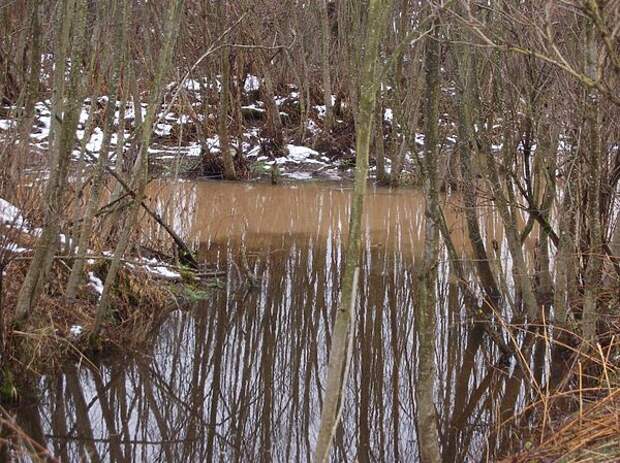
[{"left": 13, "top": 181, "right": 537, "bottom": 462}]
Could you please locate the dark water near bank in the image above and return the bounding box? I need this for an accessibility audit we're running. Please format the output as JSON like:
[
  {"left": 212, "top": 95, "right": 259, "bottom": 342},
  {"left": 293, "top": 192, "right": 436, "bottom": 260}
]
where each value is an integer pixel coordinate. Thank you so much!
[{"left": 13, "top": 181, "right": 542, "bottom": 462}]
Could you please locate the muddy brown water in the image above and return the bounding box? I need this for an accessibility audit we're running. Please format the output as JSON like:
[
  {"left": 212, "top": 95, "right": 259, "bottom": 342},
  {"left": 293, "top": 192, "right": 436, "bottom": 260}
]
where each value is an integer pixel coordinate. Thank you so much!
[{"left": 13, "top": 181, "right": 544, "bottom": 462}]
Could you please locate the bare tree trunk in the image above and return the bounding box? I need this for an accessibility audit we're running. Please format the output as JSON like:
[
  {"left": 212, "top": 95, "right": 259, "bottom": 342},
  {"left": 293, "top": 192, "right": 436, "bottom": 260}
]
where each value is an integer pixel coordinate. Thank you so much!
[
  {"left": 582, "top": 17, "right": 603, "bottom": 341},
  {"left": 482, "top": 132, "right": 539, "bottom": 320},
  {"left": 13, "top": 0, "right": 41, "bottom": 178},
  {"left": 414, "top": 24, "right": 443, "bottom": 463},
  {"left": 94, "top": 0, "right": 185, "bottom": 332},
  {"left": 320, "top": 0, "right": 334, "bottom": 131},
  {"left": 66, "top": 0, "right": 125, "bottom": 300},
  {"left": 452, "top": 33, "right": 502, "bottom": 310},
  {"left": 555, "top": 173, "right": 577, "bottom": 325},
  {"left": 313, "top": 0, "right": 391, "bottom": 460},
  {"left": 374, "top": 101, "right": 387, "bottom": 184},
  {"left": 218, "top": 41, "right": 237, "bottom": 180},
  {"left": 48, "top": 0, "right": 75, "bottom": 156},
  {"left": 15, "top": 0, "right": 87, "bottom": 322}
]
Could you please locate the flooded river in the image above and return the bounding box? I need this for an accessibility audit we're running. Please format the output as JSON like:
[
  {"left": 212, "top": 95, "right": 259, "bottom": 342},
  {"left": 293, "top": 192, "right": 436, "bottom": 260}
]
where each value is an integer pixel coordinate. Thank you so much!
[{"left": 13, "top": 181, "right": 539, "bottom": 462}]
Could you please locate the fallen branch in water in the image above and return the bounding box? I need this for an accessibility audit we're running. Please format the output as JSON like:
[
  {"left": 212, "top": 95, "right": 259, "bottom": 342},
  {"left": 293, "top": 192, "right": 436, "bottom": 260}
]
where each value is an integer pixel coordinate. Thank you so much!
[
  {"left": 83, "top": 152, "right": 199, "bottom": 269},
  {"left": 10, "top": 254, "right": 225, "bottom": 279}
]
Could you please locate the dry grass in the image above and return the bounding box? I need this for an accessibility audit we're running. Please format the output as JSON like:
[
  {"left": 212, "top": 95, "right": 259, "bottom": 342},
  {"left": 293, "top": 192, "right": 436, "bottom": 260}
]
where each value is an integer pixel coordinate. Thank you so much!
[
  {"left": 502, "top": 391, "right": 620, "bottom": 462},
  {"left": 1, "top": 256, "right": 178, "bottom": 377},
  {"left": 499, "top": 322, "right": 620, "bottom": 463}
]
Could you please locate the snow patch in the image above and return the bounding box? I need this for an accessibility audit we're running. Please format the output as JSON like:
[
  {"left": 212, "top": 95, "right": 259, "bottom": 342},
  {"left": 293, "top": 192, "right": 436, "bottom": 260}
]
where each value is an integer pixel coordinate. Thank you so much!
[
  {"left": 286, "top": 145, "right": 319, "bottom": 163},
  {"left": 283, "top": 171, "right": 313, "bottom": 180},
  {"left": 155, "top": 123, "right": 173, "bottom": 137},
  {"left": 0, "top": 198, "right": 27, "bottom": 228},
  {"left": 86, "top": 127, "right": 104, "bottom": 153},
  {"left": 141, "top": 258, "right": 182, "bottom": 280},
  {"left": 88, "top": 272, "right": 104, "bottom": 296},
  {"left": 69, "top": 325, "right": 84, "bottom": 337},
  {"left": 244, "top": 74, "right": 261, "bottom": 92},
  {"left": 0, "top": 119, "right": 16, "bottom": 130}
]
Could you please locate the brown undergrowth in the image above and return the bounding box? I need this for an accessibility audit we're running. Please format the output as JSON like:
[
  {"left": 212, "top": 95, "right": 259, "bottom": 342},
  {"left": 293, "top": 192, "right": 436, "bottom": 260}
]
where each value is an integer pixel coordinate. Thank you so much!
[
  {"left": 1, "top": 256, "right": 181, "bottom": 381},
  {"left": 500, "top": 319, "right": 620, "bottom": 463}
]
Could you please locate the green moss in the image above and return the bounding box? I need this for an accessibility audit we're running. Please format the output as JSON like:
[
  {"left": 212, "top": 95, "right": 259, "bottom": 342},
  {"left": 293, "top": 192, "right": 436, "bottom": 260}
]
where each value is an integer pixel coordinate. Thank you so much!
[
  {"left": 182, "top": 285, "right": 211, "bottom": 303},
  {"left": 0, "top": 368, "right": 18, "bottom": 402}
]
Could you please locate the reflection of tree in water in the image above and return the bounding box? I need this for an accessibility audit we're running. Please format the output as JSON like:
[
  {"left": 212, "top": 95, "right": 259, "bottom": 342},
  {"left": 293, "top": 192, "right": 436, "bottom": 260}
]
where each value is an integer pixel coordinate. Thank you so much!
[{"left": 8, "top": 185, "right": 549, "bottom": 462}]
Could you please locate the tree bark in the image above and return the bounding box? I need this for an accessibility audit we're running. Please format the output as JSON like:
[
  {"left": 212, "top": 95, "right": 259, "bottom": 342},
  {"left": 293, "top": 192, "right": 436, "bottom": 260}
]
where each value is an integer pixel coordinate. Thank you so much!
[
  {"left": 66, "top": 0, "right": 125, "bottom": 300},
  {"left": 313, "top": 0, "right": 391, "bottom": 460},
  {"left": 94, "top": 0, "right": 185, "bottom": 332},
  {"left": 414, "top": 24, "right": 443, "bottom": 463},
  {"left": 582, "top": 16, "right": 603, "bottom": 341},
  {"left": 320, "top": 0, "right": 334, "bottom": 130},
  {"left": 15, "top": 0, "right": 87, "bottom": 322}
]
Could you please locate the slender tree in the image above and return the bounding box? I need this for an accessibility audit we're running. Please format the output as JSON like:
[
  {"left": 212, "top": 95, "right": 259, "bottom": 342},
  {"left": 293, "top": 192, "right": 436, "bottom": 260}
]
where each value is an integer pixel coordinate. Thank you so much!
[{"left": 314, "top": 0, "right": 392, "bottom": 460}]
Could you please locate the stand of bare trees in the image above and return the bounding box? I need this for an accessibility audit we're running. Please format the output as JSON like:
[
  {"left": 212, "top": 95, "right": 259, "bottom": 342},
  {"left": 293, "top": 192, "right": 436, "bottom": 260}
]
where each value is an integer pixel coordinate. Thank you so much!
[{"left": 0, "top": 0, "right": 619, "bottom": 461}]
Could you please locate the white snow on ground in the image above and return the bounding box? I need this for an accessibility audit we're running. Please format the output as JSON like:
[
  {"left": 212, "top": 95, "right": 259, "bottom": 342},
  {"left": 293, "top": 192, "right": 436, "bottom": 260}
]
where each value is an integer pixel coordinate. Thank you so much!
[
  {"left": 241, "top": 104, "right": 266, "bottom": 113},
  {"left": 321, "top": 169, "right": 342, "bottom": 181},
  {"left": 88, "top": 271, "right": 104, "bottom": 296},
  {"left": 384, "top": 108, "right": 393, "bottom": 123},
  {"left": 122, "top": 103, "right": 147, "bottom": 123},
  {"left": 246, "top": 145, "right": 262, "bottom": 158},
  {"left": 244, "top": 74, "right": 261, "bottom": 92},
  {"left": 141, "top": 258, "right": 182, "bottom": 280},
  {"left": 3, "top": 242, "right": 28, "bottom": 253},
  {"left": 286, "top": 145, "right": 319, "bottom": 163},
  {"left": 314, "top": 95, "right": 336, "bottom": 118},
  {"left": 204, "top": 135, "right": 220, "bottom": 151},
  {"left": 187, "top": 143, "right": 202, "bottom": 156},
  {"left": 86, "top": 127, "right": 104, "bottom": 153},
  {"left": 307, "top": 119, "right": 319, "bottom": 135},
  {"left": 69, "top": 325, "right": 84, "bottom": 337},
  {"left": 79, "top": 107, "right": 90, "bottom": 125},
  {"left": 147, "top": 143, "right": 202, "bottom": 157},
  {"left": 183, "top": 79, "right": 202, "bottom": 92},
  {"left": 0, "top": 119, "right": 16, "bottom": 130},
  {"left": 155, "top": 123, "right": 173, "bottom": 137},
  {"left": 0, "top": 198, "right": 28, "bottom": 227},
  {"left": 58, "top": 234, "right": 73, "bottom": 247},
  {"left": 283, "top": 171, "right": 313, "bottom": 180},
  {"left": 275, "top": 91, "right": 300, "bottom": 107}
]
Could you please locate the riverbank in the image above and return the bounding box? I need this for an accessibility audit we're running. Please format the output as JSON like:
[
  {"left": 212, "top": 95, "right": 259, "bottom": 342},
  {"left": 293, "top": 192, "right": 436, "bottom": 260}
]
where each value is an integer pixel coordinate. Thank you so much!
[
  {"left": 0, "top": 195, "right": 222, "bottom": 388},
  {"left": 0, "top": 75, "right": 434, "bottom": 186}
]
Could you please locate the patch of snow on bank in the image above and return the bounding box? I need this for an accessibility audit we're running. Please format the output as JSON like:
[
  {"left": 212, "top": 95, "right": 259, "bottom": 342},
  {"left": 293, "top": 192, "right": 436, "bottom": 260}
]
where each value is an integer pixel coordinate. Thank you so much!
[
  {"left": 204, "top": 135, "right": 220, "bottom": 151},
  {"left": 3, "top": 242, "right": 28, "bottom": 253},
  {"left": 244, "top": 74, "right": 261, "bottom": 92},
  {"left": 88, "top": 272, "right": 104, "bottom": 296},
  {"left": 86, "top": 127, "right": 104, "bottom": 153},
  {"left": 155, "top": 123, "right": 173, "bottom": 137},
  {"left": 31, "top": 102, "right": 51, "bottom": 141},
  {"left": 241, "top": 104, "right": 266, "bottom": 113},
  {"left": 0, "top": 119, "right": 16, "bottom": 130},
  {"left": 286, "top": 145, "right": 319, "bottom": 163},
  {"left": 247, "top": 145, "right": 262, "bottom": 158},
  {"left": 69, "top": 325, "right": 84, "bottom": 337},
  {"left": 187, "top": 143, "right": 202, "bottom": 156},
  {"left": 307, "top": 119, "right": 319, "bottom": 135},
  {"left": 284, "top": 171, "right": 313, "bottom": 180},
  {"left": 183, "top": 79, "right": 202, "bottom": 92},
  {"left": 141, "top": 258, "right": 182, "bottom": 280},
  {"left": 0, "top": 198, "right": 27, "bottom": 227}
]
